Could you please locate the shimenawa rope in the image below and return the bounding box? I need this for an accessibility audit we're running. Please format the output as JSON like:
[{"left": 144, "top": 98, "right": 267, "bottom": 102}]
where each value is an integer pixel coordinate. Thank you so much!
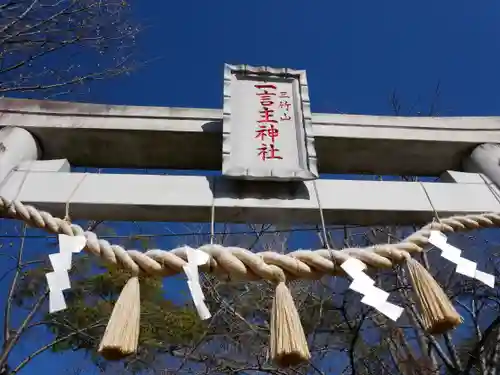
[
  {"left": 1, "top": 196, "right": 497, "bottom": 281},
  {"left": 1, "top": 196, "right": 497, "bottom": 366}
]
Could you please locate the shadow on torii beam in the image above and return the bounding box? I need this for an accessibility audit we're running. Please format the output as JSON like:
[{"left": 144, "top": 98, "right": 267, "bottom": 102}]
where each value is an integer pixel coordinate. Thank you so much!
[{"left": 0, "top": 97, "right": 497, "bottom": 176}]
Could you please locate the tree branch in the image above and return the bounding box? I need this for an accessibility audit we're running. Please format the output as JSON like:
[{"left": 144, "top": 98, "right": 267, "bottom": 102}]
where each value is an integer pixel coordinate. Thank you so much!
[{"left": 3, "top": 224, "right": 26, "bottom": 350}]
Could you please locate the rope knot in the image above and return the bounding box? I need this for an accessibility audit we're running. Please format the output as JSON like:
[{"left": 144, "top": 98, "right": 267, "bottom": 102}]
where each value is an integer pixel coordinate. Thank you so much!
[{"left": 269, "top": 265, "right": 286, "bottom": 284}]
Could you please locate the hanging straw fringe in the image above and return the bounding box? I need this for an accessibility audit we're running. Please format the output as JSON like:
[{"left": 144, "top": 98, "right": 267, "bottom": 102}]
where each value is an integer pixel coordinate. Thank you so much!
[
  {"left": 99, "top": 276, "right": 141, "bottom": 360},
  {"left": 270, "top": 282, "right": 310, "bottom": 367},
  {"left": 406, "top": 258, "right": 462, "bottom": 334}
]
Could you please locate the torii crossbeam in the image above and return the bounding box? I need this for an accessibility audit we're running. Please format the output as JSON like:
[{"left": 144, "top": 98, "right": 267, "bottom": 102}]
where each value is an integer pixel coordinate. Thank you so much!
[{"left": 1, "top": 64, "right": 500, "bottom": 225}]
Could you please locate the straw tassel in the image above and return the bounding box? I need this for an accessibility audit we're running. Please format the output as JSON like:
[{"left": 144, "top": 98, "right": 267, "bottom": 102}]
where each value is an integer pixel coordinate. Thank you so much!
[
  {"left": 269, "top": 281, "right": 310, "bottom": 367},
  {"left": 98, "top": 276, "right": 141, "bottom": 360},
  {"left": 406, "top": 257, "right": 462, "bottom": 334}
]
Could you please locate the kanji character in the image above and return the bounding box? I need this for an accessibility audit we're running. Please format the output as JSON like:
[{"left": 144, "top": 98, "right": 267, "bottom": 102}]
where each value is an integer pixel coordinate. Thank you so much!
[
  {"left": 279, "top": 100, "right": 291, "bottom": 111},
  {"left": 258, "top": 108, "right": 278, "bottom": 124},
  {"left": 257, "top": 143, "right": 283, "bottom": 161},
  {"left": 255, "top": 84, "right": 277, "bottom": 97},
  {"left": 259, "top": 98, "right": 274, "bottom": 107},
  {"left": 280, "top": 113, "right": 292, "bottom": 121},
  {"left": 255, "top": 124, "right": 279, "bottom": 143}
]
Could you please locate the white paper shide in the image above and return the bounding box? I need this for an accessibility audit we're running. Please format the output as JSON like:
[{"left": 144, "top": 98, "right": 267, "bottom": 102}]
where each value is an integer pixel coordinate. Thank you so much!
[
  {"left": 46, "top": 234, "right": 86, "bottom": 313},
  {"left": 428, "top": 230, "right": 495, "bottom": 288},
  {"left": 341, "top": 258, "right": 404, "bottom": 321},
  {"left": 183, "top": 247, "right": 211, "bottom": 320}
]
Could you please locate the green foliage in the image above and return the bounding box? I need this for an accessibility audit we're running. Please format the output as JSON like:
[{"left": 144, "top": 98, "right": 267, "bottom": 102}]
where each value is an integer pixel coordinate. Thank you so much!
[
  {"left": 11, "top": 263, "right": 51, "bottom": 307},
  {"left": 12, "top": 253, "right": 205, "bottom": 373}
]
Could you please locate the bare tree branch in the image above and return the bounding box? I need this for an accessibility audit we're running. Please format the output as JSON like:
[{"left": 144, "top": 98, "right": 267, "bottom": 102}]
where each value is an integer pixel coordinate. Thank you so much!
[{"left": 0, "top": 0, "right": 140, "bottom": 98}]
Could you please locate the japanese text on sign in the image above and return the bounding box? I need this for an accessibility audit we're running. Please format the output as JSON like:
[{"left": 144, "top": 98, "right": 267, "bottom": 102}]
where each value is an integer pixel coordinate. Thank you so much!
[{"left": 254, "top": 84, "right": 292, "bottom": 161}]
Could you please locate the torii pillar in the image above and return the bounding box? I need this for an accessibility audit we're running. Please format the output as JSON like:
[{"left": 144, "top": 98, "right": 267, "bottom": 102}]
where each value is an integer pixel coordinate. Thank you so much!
[
  {"left": 464, "top": 144, "right": 500, "bottom": 189},
  {"left": 0, "top": 127, "right": 39, "bottom": 184}
]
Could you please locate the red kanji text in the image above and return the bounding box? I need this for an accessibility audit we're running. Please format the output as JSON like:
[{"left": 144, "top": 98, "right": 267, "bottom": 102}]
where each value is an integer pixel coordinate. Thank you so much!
[
  {"left": 280, "top": 113, "right": 292, "bottom": 121},
  {"left": 258, "top": 108, "right": 278, "bottom": 124},
  {"left": 255, "top": 124, "right": 279, "bottom": 143},
  {"left": 259, "top": 97, "right": 274, "bottom": 107},
  {"left": 257, "top": 143, "right": 283, "bottom": 161},
  {"left": 255, "top": 84, "right": 277, "bottom": 96},
  {"left": 279, "top": 100, "right": 291, "bottom": 111}
]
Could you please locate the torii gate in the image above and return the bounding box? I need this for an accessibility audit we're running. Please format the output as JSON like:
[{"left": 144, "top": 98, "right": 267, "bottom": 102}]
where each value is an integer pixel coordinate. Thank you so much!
[
  {"left": 1, "top": 64, "right": 500, "bottom": 368},
  {"left": 0, "top": 65, "right": 499, "bottom": 226}
]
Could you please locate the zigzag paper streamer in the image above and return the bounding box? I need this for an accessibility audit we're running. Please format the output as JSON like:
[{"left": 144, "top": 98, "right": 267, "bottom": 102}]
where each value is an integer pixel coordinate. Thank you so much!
[
  {"left": 341, "top": 258, "right": 404, "bottom": 321},
  {"left": 45, "top": 234, "right": 86, "bottom": 313},
  {"left": 182, "top": 247, "right": 211, "bottom": 320},
  {"left": 428, "top": 230, "right": 495, "bottom": 288}
]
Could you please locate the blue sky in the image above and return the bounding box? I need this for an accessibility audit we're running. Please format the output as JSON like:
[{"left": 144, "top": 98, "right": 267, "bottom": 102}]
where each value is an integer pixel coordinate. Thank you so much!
[
  {"left": 88, "top": 0, "right": 500, "bottom": 116},
  {"left": 2, "top": 0, "right": 500, "bottom": 373}
]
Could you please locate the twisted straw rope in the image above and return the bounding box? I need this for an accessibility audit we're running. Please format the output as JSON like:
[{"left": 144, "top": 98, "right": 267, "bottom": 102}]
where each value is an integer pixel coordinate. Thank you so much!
[{"left": 1, "top": 197, "right": 498, "bottom": 282}]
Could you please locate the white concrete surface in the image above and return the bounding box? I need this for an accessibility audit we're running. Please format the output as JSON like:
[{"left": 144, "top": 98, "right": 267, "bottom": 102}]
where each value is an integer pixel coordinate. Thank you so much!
[
  {"left": 441, "top": 169, "right": 500, "bottom": 198},
  {"left": 17, "top": 159, "right": 70, "bottom": 173},
  {"left": 1, "top": 171, "right": 499, "bottom": 225},
  {"left": 1, "top": 97, "right": 498, "bottom": 175},
  {"left": 0, "top": 127, "right": 39, "bottom": 185},
  {"left": 440, "top": 170, "right": 488, "bottom": 184},
  {"left": 464, "top": 144, "right": 500, "bottom": 188}
]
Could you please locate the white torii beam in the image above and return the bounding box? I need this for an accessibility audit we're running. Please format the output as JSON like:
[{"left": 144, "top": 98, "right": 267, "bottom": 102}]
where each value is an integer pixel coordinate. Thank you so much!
[
  {"left": 1, "top": 98, "right": 500, "bottom": 176},
  {"left": 1, "top": 168, "right": 498, "bottom": 225},
  {"left": 2, "top": 95, "right": 500, "bottom": 226}
]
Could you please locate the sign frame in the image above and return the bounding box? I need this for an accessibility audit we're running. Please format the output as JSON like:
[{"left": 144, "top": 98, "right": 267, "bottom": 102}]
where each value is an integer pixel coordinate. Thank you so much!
[{"left": 222, "top": 64, "right": 319, "bottom": 181}]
